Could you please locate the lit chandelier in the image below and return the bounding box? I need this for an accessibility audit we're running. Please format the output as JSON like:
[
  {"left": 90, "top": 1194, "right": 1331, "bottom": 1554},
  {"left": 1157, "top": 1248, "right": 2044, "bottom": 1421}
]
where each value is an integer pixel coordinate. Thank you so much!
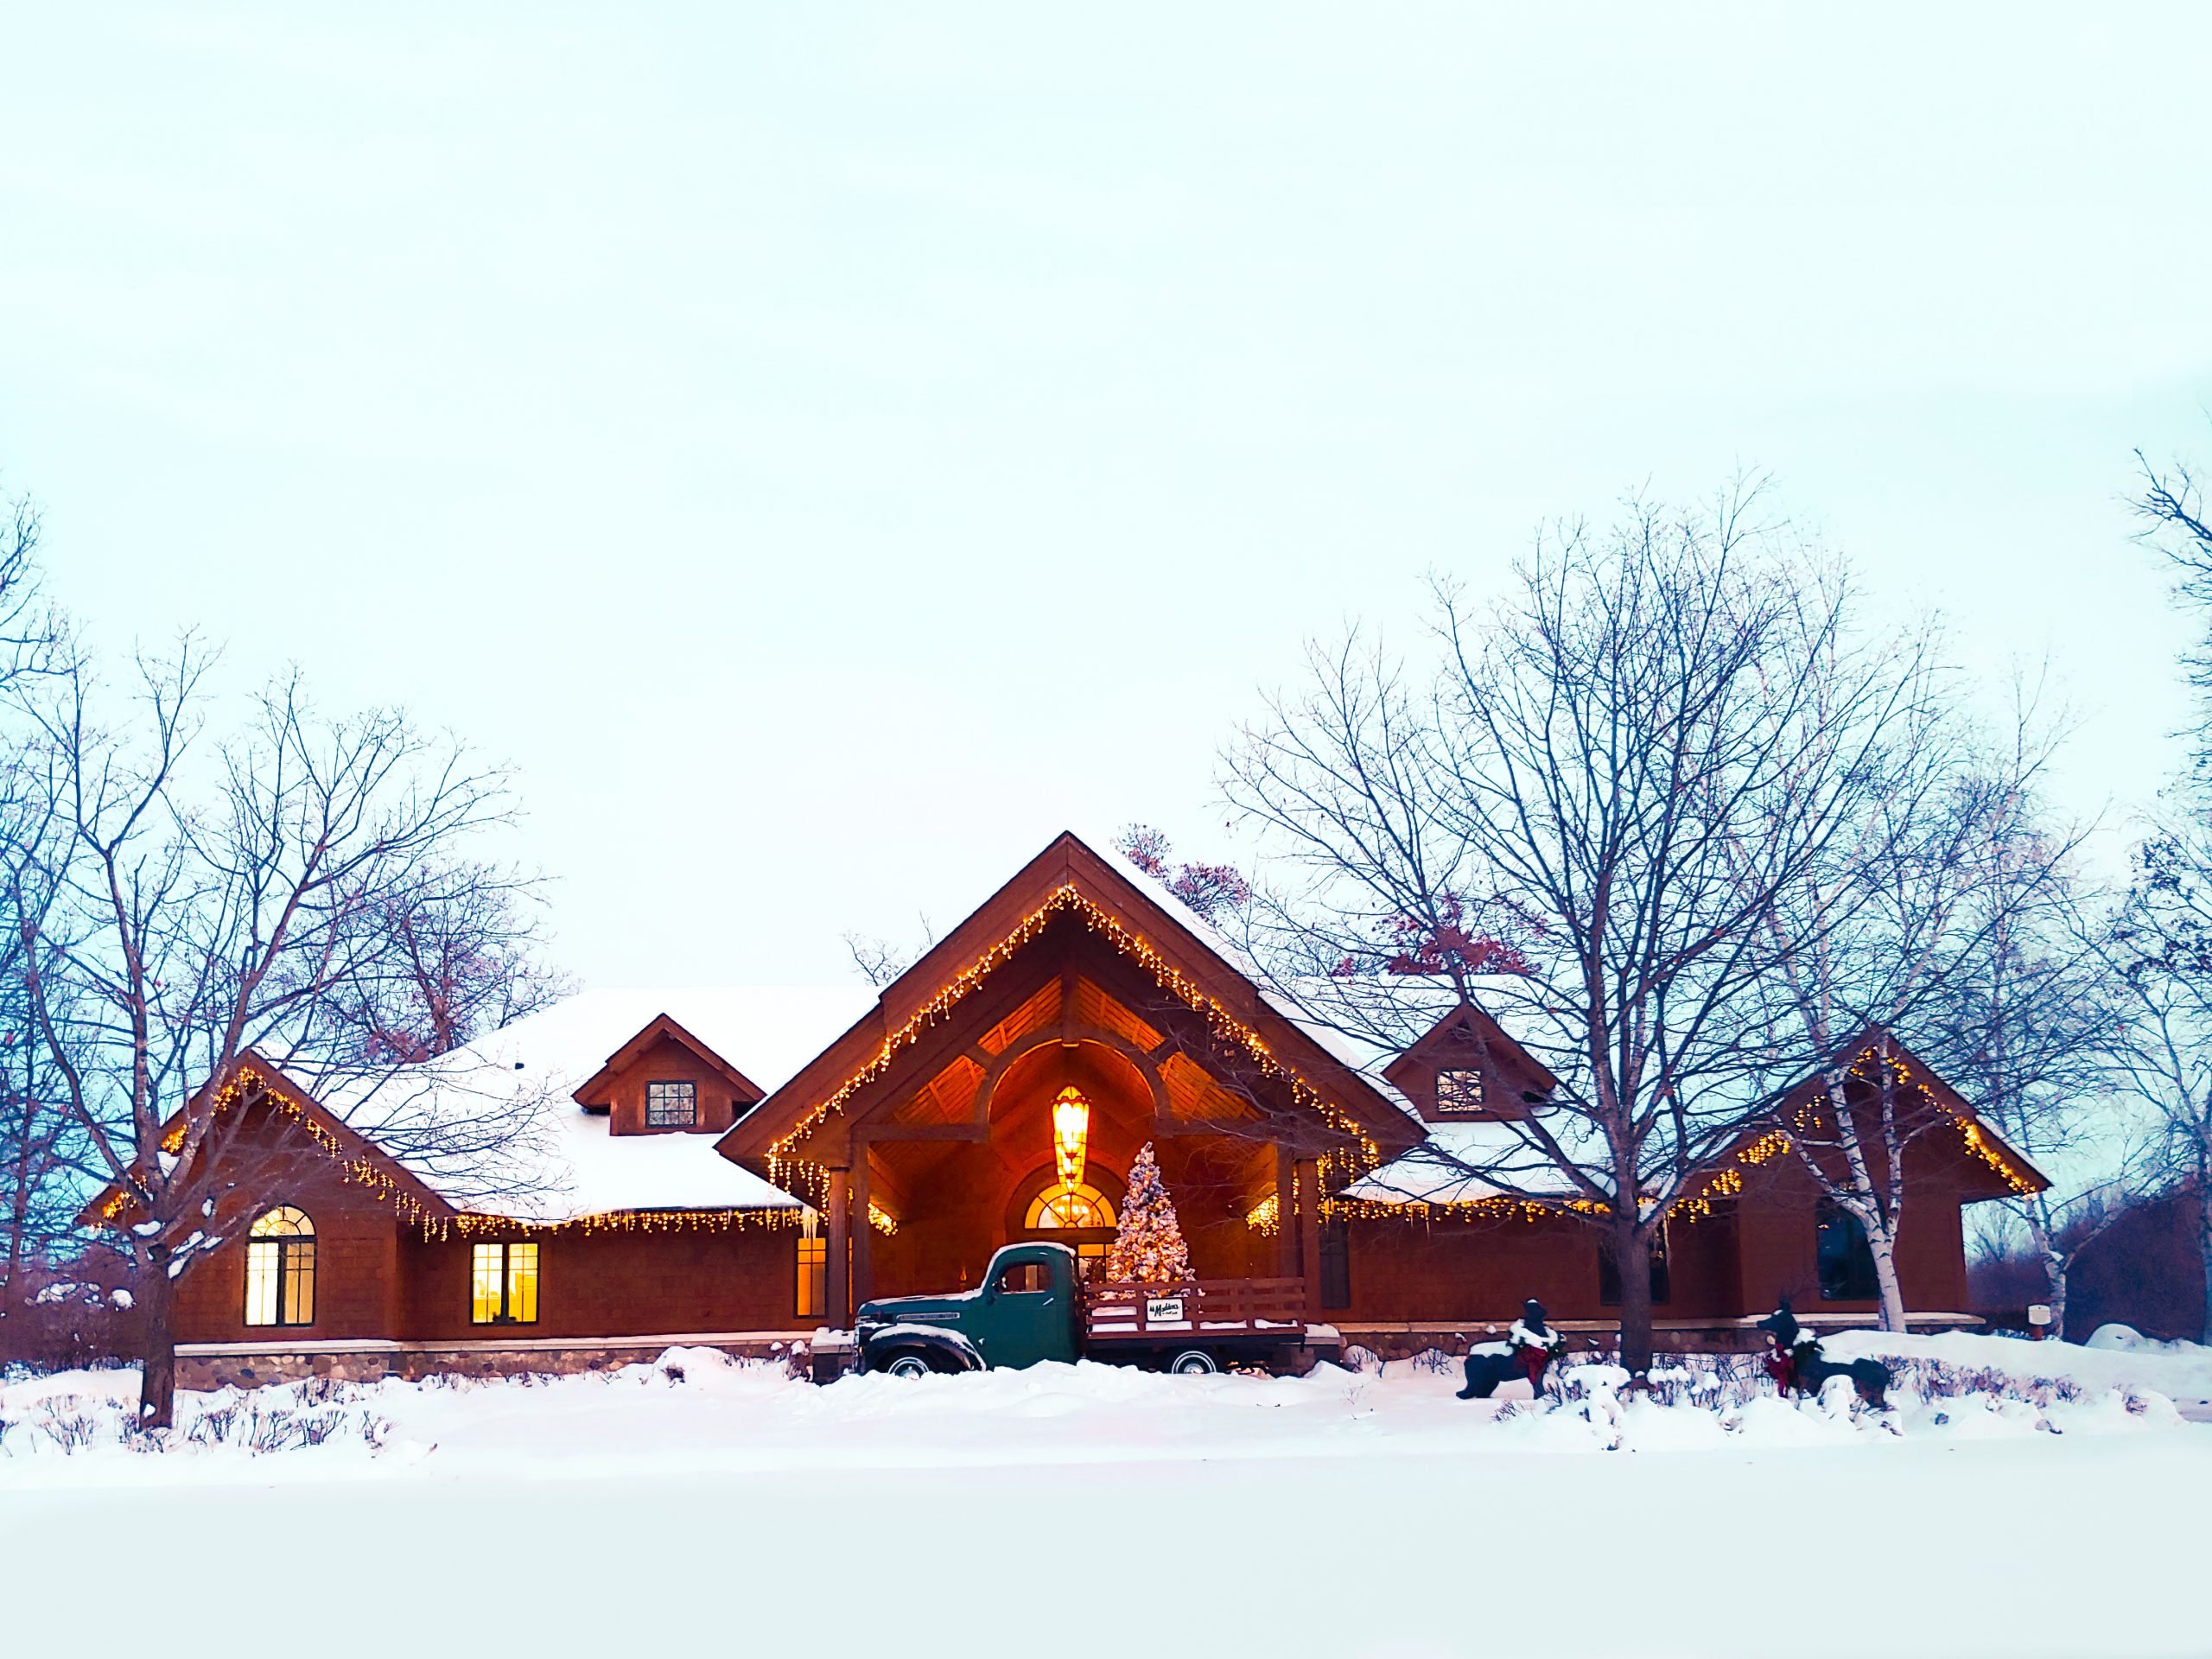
[{"left": 1052, "top": 1085, "right": 1091, "bottom": 1190}]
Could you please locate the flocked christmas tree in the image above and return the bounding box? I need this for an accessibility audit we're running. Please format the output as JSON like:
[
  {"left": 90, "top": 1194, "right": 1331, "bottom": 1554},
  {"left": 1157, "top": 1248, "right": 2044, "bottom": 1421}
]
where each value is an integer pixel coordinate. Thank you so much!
[{"left": 1097, "top": 1142, "right": 1192, "bottom": 1285}]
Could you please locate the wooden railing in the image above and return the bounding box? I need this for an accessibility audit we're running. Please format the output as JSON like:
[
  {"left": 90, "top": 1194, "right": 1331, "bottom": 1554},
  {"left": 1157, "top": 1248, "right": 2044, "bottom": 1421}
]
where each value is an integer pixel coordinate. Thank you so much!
[{"left": 1083, "top": 1277, "right": 1311, "bottom": 1339}]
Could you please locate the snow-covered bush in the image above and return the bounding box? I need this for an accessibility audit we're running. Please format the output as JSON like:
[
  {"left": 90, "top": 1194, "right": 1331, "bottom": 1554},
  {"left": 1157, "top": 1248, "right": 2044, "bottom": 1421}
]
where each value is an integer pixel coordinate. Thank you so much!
[{"left": 0, "top": 1376, "right": 397, "bottom": 1458}]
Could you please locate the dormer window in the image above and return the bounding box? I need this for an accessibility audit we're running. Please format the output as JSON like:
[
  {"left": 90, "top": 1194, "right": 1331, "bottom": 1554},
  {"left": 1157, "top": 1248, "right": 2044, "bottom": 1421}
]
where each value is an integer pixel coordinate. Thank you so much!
[
  {"left": 1433, "top": 1068, "right": 1485, "bottom": 1116},
  {"left": 645, "top": 1080, "right": 698, "bottom": 1128}
]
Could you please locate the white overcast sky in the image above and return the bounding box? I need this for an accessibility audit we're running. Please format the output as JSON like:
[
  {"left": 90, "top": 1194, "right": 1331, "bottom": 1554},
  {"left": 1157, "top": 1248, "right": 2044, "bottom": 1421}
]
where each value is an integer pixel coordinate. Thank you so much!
[{"left": 4, "top": 6, "right": 2209, "bottom": 987}]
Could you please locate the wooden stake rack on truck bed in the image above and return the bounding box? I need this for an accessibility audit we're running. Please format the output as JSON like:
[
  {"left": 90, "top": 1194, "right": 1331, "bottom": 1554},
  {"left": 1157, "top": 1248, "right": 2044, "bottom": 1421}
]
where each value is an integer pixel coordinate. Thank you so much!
[{"left": 1082, "top": 1277, "right": 1312, "bottom": 1345}]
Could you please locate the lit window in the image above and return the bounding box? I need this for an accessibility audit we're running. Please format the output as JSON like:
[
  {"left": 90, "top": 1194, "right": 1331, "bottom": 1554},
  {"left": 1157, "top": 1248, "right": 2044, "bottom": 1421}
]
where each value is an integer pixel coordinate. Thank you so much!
[
  {"left": 244, "top": 1206, "right": 315, "bottom": 1327},
  {"left": 1434, "top": 1069, "right": 1485, "bottom": 1115},
  {"left": 796, "top": 1236, "right": 827, "bottom": 1319},
  {"left": 645, "top": 1080, "right": 697, "bottom": 1128},
  {"left": 1025, "top": 1181, "right": 1116, "bottom": 1230},
  {"left": 471, "top": 1241, "right": 540, "bottom": 1325}
]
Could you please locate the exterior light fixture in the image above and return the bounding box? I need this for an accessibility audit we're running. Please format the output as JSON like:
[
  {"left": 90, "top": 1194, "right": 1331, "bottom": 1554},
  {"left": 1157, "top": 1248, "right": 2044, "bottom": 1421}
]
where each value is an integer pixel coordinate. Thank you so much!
[{"left": 1053, "top": 1085, "right": 1091, "bottom": 1191}]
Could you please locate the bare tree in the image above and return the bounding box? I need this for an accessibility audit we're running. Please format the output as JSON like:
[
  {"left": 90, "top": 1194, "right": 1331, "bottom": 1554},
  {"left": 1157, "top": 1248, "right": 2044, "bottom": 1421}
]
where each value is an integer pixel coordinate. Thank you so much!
[
  {"left": 1935, "top": 772, "right": 2136, "bottom": 1340},
  {"left": 1224, "top": 486, "right": 1955, "bottom": 1371},
  {"left": 2097, "top": 439, "right": 2212, "bottom": 1343},
  {"left": 317, "top": 861, "right": 573, "bottom": 1063},
  {"left": 0, "top": 856, "right": 89, "bottom": 1357},
  {"left": 1733, "top": 671, "right": 2098, "bottom": 1329},
  {"left": 843, "top": 916, "right": 938, "bottom": 988},
  {"left": 14, "top": 640, "right": 556, "bottom": 1426},
  {"left": 2099, "top": 828, "right": 2212, "bottom": 1343},
  {"left": 0, "top": 488, "right": 69, "bottom": 1355},
  {"left": 2133, "top": 444, "right": 2212, "bottom": 763}
]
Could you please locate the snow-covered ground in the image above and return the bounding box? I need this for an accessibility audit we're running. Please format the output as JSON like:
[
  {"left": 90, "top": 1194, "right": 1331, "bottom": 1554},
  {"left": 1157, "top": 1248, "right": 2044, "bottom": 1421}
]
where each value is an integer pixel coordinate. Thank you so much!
[{"left": 4, "top": 1334, "right": 2209, "bottom": 1658}]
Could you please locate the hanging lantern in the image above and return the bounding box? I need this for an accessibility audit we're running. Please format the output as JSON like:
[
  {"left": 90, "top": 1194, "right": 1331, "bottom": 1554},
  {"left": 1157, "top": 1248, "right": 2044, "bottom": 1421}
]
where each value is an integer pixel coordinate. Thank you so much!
[{"left": 1052, "top": 1085, "right": 1091, "bottom": 1191}]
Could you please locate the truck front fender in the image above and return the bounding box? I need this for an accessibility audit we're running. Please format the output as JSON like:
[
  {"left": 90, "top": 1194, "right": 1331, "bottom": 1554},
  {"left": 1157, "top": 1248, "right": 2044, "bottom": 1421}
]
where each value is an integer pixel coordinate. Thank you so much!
[{"left": 859, "top": 1323, "right": 986, "bottom": 1376}]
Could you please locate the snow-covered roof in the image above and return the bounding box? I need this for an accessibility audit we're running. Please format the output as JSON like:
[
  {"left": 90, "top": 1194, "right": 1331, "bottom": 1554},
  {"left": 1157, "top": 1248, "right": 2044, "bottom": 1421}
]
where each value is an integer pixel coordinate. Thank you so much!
[
  {"left": 1339, "top": 1118, "right": 1594, "bottom": 1205},
  {"left": 327, "top": 987, "right": 876, "bottom": 1223}
]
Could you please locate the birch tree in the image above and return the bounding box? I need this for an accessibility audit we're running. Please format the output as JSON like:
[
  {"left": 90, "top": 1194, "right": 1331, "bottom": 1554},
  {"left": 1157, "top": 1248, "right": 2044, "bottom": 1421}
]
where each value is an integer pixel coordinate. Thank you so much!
[
  {"left": 1224, "top": 486, "right": 1950, "bottom": 1372},
  {"left": 1737, "top": 677, "right": 2094, "bottom": 1330}
]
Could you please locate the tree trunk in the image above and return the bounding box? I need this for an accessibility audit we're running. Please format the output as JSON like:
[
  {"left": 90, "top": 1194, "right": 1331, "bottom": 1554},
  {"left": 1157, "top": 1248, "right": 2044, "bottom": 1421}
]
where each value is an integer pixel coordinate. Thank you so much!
[
  {"left": 1616, "top": 1215, "right": 1654, "bottom": 1376},
  {"left": 0, "top": 1177, "right": 25, "bottom": 1365},
  {"left": 2200, "top": 1179, "right": 2212, "bottom": 1349},
  {"left": 1, "top": 1098, "right": 32, "bottom": 1363},
  {"left": 137, "top": 1249, "right": 177, "bottom": 1432},
  {"left": 2029, "top": 1211, "right": 2069, "bottom": 1342},
  {"left": 1867, "top": 1224, "right": 1909, "bottom": 1334}
]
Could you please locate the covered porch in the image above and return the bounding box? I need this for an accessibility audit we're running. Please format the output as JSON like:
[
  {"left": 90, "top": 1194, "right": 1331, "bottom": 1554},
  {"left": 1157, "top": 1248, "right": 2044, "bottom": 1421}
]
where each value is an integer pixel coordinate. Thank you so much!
[
  {"left": 716, "top": 838, "right": 1420, "bottom": 1326},
  {"left": 802, "top": 923, "right": 1347, "bottom": 1323}
]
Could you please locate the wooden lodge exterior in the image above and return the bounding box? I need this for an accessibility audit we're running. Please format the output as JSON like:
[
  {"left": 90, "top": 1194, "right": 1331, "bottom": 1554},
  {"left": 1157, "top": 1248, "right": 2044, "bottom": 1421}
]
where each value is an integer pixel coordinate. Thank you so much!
[{"left": 138, "top": 831, "right": 2046, "bottom": 1388}]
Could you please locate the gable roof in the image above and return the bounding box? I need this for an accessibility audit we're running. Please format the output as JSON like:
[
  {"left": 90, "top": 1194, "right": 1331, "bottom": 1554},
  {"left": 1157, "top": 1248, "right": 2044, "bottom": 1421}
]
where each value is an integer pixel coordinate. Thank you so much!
[
  {"left": 199, "top": 988, "right": 868, "bottom": 1225},
  {"left": 83, "top": 1048, "right": 463, "bottom": 1233},
  {"left": 717, "top": 829, "right": 1425, "bottom": 1171},
  {"left": 570, "top": 1010, "right": 772, "bottom": 1109},
  {"left": 1766, "top": 1026, "right": 2050, "bottom": 1201},
  {"left": 1382, "top": 1001, "right": 1560, "bottom": 1106}
]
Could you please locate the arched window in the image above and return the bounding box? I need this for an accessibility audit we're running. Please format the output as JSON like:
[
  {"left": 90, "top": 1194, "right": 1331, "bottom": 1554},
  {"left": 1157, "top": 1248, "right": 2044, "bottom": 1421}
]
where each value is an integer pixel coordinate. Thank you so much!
[
  {"left": 245, "top": 1206, "right": 315, "bottom": 1327},
  {"left": 1026, "top": 1181, "right": 1116, "bottom": 1230}
]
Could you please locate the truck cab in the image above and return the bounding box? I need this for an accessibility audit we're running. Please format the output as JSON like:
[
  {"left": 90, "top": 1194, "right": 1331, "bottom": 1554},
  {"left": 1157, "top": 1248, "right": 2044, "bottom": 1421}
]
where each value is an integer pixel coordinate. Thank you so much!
[{"left": 855, "top": 1243, "right": 1081, "bottom": 1376}]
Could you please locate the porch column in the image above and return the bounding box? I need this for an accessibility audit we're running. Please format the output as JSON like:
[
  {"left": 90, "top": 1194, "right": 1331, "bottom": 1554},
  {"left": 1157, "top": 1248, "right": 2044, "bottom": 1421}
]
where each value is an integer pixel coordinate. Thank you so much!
[
  {"left": 1274, "top": 1144, "right": 1300, "bottom": 1280},
  {"left": 1294, "top": 1157, "right": 1323, "bottom": 1317},
  {"left": 825, "top": 1166, "right": 851, "bottom": 1327},
  {"left": 849, "top": 1153, "right": 874, "bottom": 1311}
]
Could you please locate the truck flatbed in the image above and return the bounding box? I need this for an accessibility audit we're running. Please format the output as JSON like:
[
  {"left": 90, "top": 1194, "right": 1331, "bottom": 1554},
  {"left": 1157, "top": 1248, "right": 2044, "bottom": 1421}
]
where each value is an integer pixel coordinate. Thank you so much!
[{"left": 1081, "top": 1277, "right": 1312, "bottom": 1347}]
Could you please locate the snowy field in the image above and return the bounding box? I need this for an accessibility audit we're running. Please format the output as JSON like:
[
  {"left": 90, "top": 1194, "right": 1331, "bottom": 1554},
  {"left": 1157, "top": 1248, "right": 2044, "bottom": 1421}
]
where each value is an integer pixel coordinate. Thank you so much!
[{"left": 5, "top": 1332, "right": 2210, "bottom": 1659}]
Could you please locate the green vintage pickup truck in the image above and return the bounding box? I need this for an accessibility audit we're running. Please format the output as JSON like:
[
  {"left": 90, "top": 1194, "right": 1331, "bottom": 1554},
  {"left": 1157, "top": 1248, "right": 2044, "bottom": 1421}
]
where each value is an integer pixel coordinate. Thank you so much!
[{"left": 831, "top": 1242, "right": 1333, "bottom": 1379}]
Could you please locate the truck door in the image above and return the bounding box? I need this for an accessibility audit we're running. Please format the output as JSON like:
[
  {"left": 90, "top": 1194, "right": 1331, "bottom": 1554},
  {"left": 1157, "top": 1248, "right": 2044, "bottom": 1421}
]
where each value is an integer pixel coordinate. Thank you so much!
[{"left": 983, "top": 1253, "right": 1076, "bottom": 1369}]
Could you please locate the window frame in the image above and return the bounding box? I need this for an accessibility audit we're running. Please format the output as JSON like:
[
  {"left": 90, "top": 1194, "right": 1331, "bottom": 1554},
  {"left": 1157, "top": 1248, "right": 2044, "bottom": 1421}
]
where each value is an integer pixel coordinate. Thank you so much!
[
  {"left": 1432, "top": 1067, "right": 1486, "bottom": 1116},
  {"left": 796, "top": 1235, "right": 827, "bottom": 1319},
  {"left": 1025, "top": 1179, "right": 1117, "bottom": 1231},
  {"left": 644, "top": 1079, "right": 699, "bottom": 1128},
  {"left": 1815, "top": 1199, "right": 1882, "bottom": 1301},
  {"left": 1319, "top": 1216, "right": 1351, "bottom": 1311},
  {"left": 995, "top": 1261, "right": 1052, "bottom": 1296},
  {"left": 243, "top": 1206, "right": 317, "bottom": 1329},
  {"left": 470, "top": 1240, "right": 541, "bottom": 1325}
]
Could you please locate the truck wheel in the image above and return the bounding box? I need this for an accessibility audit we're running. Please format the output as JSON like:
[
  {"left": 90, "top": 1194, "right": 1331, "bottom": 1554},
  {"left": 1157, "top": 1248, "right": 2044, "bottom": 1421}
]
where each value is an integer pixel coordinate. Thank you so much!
[
  {"left": 1168, "top": 1349, "right": 1219, "bottom": 1376},
  {"left": 883, "top": 1352, "right": 933, "bottom": 1380}
]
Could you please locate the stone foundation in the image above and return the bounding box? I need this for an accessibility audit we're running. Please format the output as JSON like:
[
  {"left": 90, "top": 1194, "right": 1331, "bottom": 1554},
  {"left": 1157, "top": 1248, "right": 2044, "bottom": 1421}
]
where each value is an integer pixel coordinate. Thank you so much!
[{"left": 176, "top": 1331, "right": 817, "bottom": 1391}]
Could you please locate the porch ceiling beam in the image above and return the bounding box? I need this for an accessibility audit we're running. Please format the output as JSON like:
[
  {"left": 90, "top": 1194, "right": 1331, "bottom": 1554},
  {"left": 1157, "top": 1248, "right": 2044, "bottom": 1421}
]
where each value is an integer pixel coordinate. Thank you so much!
[{"left": 855, "top": 1122, "right": 992, "bottom": 1143}]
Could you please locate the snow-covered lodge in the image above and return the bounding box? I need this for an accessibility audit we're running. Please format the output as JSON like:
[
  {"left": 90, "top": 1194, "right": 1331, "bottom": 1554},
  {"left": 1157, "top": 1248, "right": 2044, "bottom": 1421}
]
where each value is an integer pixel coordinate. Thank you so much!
[{"left": 142, "top": 831, "right": 2046, "bottom": 1386}]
